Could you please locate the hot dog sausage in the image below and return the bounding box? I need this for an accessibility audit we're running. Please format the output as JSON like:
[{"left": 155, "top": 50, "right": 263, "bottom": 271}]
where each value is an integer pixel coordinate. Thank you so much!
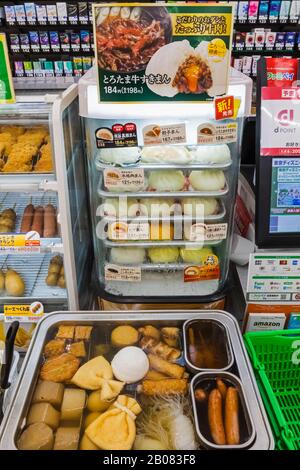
[
  {"left": 31, "top": 206, "right": 44, "bottom": 236},
  {"left": 216, "top": 378, "right": 227, "bottom": 401},
  {"left": 20, "top": 204, "right": 34, "bottom": 233},
  {"left": 225, "top": 387, "right": 240, "bottom": 445},
  {"left": 208, "top": 389, "right": 226, "bottom": 445},
  {"left": 43, "top": 204, "right": 57, "bottom": 238}
]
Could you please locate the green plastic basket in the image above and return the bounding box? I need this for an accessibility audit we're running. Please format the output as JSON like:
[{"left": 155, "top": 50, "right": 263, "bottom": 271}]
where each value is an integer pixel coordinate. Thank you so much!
[{"left": 244, "top": 329, "right": 300, "bottom": 450}]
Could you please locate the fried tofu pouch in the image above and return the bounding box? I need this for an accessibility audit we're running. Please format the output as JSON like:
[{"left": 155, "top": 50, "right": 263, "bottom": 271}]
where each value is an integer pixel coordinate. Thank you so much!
[
  {"left": 86, "top": 395, "right": 141, "bottom": 450},
  {"left": 71, "top": 355, "right": 124, "bottom": 401}
]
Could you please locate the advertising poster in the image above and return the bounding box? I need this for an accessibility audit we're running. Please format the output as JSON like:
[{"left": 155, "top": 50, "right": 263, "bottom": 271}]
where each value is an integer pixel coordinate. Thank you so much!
[
  {"left": 0, "top": 33, "right": 15, "bottom": 104},
  {"left": 261, "top": 87, "right": 300, "bottom": 157},
  {"left": 93, "top": 2, "right": 233, "bottom": 102},
  {"left": 269, "top": 158, "right": 300, "bottom": 234}
]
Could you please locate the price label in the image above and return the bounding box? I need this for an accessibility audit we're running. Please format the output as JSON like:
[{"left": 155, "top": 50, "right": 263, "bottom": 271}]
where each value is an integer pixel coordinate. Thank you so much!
[
  {"left": 108, "top": 222, "right": 149, "bottom": 240},
  {"left": 188, "top": 223, "right": 228, "bottom": 242},
  {"left": 104, "top": 168, "right": 145, "bottom": 191},
  {"left": 143, "top": 123, "right": 186, "bottom": 146},
  {"left": 0, "top": 231, "right": 40, "bottom": 252},
  {"left": 4, "top": 302, "right": 44, "bottom": 321},
  {"left": 184, "top": 255, "right": 220, "bottom": 282},
  {"left": 105, "top": 264, "right": 141, "bottom": 282}
]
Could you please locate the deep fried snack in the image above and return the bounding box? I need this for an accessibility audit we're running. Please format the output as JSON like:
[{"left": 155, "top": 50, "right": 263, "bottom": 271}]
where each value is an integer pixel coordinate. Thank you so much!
[
  {"left": 148, "top": 353, "right": 185, "bottom": 379},
  {"left": 44, "top": 339, "right": 66, "bottom": 358},
  {"left": 74, "top": 326, "right": 92, "bottom": 341},
  {"left": 138, "top": 378, "right": 188, "bottom": 396},
  {"left": 56, "top": 325, "right": 75, "bottom": 340},
  {"left": 138, "top": 325, "right": 160, "bottom": 341},
  {"left": 40, "top": 353, "right": 80, "bottom": 383},
  {"left": 161, "top": 327, "right": 180, "bottom": 348},
  {"left": 69, "top": 341, "right": 86, "bottom": 358},
  {"left": 140, "top": 336, "right": 181, "bottom": 361}
]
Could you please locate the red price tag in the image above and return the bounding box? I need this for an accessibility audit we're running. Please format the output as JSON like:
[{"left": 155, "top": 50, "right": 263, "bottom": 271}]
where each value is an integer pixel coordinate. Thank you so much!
[{"left": 215, "top": 96, "right": 234, "bottom": 121}]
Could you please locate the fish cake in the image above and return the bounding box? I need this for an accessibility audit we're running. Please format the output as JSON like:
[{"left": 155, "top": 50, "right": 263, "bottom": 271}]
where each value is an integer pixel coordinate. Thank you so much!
[
  {"left": 40, "top": 353, "right": 80, "bottom": 383},
  {"left": 44, "top": 339, "right": 66, "bottom": 358}
]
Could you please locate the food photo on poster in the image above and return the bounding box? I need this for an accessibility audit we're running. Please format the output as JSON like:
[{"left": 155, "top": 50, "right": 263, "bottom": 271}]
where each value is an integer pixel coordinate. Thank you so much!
[{"left": 93, "top": 3, "right": 233, "bottom": 102}]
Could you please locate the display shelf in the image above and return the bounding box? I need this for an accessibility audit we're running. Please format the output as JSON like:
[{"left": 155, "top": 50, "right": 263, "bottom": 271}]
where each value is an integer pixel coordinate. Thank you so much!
[
  {"left": 0, "top": 253, "right": 67, "bottom": 303},
  {"left": 95, "top": 159, "right": 233, "bottom": 171},
  {"left": 0, "top": 192, "right": 61, "bottom": 251},
  {"left": 0, "top": 191, "right": 57, "bottom": 231},
  {"left": 104, "top": 239, "right": 223, "bottom": 248},
  {"left": 13, "top": 76, "right": 77, "bottom": 90},
  {"left": 0, "top": 173, "right": 56, "bottom": 192},
  {"left": 102, "top": 201, "right": 226, "bottom": 223},
  {"left": 98, "top": 183, "right": 230, "bottom": 199},
  {"left": 104, "top": 272, "right": 220, "bottom": 297},
  {"left": 104, "top": 261, "right": 221, "bottom": 272},
  {"left": 233, "top": 48, "right": 298, "bottom": 56}
]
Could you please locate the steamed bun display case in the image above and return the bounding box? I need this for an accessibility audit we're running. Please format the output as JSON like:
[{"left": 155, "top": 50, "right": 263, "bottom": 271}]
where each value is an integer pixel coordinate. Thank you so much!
[{"left": 79, "top": 67, "right": 252, "bottom": 302}]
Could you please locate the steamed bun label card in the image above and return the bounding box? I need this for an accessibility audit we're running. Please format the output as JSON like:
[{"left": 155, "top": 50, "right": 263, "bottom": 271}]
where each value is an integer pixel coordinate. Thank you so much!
[
  {"left": 93, "top": 2, "right": 233, "bottom": 103},
  {"left": 143, "top": 123, "right": 186, "bottom": 146},
  {"left": 184, "top": 256, "right": 220, "bottom": 283},
  {"left": 104, "top": 168, "right": 145, "bottom": 190},
  {"left": 197, "top": 121, "right": 237, "bottom": 145},
  {"left": 108, "top": 221, "right": 150, "bottom": 240},
  {"left": 105, "top": 264, "right": 142, "bottom": 282}
]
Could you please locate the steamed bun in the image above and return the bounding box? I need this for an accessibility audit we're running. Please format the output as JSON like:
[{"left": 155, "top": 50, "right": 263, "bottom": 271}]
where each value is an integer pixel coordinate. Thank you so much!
[
  {"left": 148, "top": 247, "right": 179, "bottom": 264},
  {"left": 189, "top": 170, "right": 225, "bottom": 191},
  {"left": 182, "top": 197, "right": 219, "bottom": 217},
  {"left": 141, "top": 146, "right": 192, "bottom": 164},
  {"left": 139, "top": 198, "right": 180, "bottom": 217},
  {"left": 190, "top": 145, "right": 231, "bottom": 164},
  {"left": 148, "top": 170, "right": 185, "bottom": 191},
  {"left": 98, "top": 147, "right": 140, "bottom": 165},
  {"left": 180, "top": 246, "right": 214, "bottom": 264},
  {"left": 101, "top": 198, "right": 141, "bottom": 217},
  {"left": 110, "top": 247, "right": 146, "bottom": 264}
]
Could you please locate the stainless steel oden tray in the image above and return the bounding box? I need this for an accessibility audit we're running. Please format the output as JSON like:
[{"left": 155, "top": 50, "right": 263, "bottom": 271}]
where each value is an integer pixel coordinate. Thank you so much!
[{"left": 0, "top": 311, "right": 274, "bottom": 450}]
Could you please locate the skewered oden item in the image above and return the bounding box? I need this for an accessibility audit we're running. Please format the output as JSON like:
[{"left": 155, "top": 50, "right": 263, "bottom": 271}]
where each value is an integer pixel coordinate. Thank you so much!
[
  {"left": 46, "top": 256, "right": 65, "bottom": 288},
  {"left": 43, "top": 204, "right": 57, "bottom": 237},
  {"left": 0, "top": 208, "right": 16, "bottom": 233},
  {"left": 20, "top": 204, "right": 57, "bottom": 237},
  {"left": 20, "top": 204, "right": 34, "bottom": 233}
]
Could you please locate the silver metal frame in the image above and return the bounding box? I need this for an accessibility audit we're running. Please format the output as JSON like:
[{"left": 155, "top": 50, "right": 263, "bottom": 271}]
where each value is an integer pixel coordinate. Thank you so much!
[{"left": 0, "top": 310, "right": 274, "bottom": 450}]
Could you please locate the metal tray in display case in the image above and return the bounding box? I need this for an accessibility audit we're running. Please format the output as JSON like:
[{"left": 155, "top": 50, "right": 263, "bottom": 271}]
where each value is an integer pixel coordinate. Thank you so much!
[{"left": 0, "top": 310, "right": 274, "bottom": 450}]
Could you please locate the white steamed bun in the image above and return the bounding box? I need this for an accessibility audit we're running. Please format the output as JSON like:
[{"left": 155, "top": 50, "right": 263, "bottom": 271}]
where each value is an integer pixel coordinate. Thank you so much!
[
  {"left": 182, "top": 197, "right": 219, "bottom": 217},
  {"left": 98, "top": 147, "right": 140, "bottom": 165},
  {"left": 148, "top": 170, "right": 185, "bottom": 191},
  {"left": 189, "top": 170, "right": 225, "bottom": 191},
  {"left": 101, "top": 198, "right": 141, "bottom": 217},
  {"left": 141, "top": 146, "right": 192, "bottom": 164},
  {"left": 190, "top": 145, "right": 231, "bottom": 164}
]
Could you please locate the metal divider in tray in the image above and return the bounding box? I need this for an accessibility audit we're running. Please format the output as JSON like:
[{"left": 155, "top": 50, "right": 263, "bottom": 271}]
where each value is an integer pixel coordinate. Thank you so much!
[
  {"left": 0, "top": 311, "right": 274, "bottom": 450},
  {"left": 0, "top": 253, "right": 67, "bottom": 302}
]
